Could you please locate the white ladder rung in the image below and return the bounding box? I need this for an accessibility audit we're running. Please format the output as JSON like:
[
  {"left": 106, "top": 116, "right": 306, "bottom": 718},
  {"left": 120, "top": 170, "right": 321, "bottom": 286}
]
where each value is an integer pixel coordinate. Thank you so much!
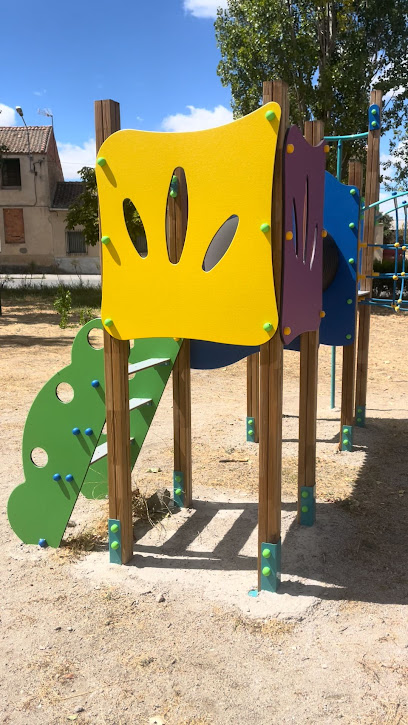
[
  {"left": 128, "top": 358, "right": 170, "bottom": 374},
  {"left": 91, "top": 437, "right": 135, "bottom": 464},
  {"left": 129, "top": 397, "right": 152, "bottom": 410}
]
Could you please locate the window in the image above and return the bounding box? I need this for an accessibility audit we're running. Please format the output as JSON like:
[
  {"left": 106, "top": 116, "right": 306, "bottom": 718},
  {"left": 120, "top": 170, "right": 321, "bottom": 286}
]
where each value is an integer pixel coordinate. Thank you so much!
[
  {"left": 66, "top": 230, "right": 87, "bottom": 254},
  {"left": 3, "top": 208, "right": 25, "bottom": 243},
  {"left": 1, "top": 159, "right": 21, "bottom": 188}
]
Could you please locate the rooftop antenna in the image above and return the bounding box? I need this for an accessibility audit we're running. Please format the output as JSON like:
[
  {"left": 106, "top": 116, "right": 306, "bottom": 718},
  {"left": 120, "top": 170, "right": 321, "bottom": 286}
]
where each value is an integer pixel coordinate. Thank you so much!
[{"left": 38, "top": 108, "right": 54, "bottom": 127}]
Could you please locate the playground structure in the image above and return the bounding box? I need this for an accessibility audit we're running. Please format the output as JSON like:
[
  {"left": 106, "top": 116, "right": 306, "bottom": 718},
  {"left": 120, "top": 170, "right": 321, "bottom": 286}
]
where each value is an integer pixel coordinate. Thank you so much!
[{"left": 9, "top": 80, "right": 403, "bottom": 595}]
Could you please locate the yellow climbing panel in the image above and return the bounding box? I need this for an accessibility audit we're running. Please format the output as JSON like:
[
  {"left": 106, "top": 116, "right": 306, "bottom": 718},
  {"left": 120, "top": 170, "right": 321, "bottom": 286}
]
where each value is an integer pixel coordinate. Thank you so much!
[{"left": 97, "top": 102, "right": 281, "bottom": 346}]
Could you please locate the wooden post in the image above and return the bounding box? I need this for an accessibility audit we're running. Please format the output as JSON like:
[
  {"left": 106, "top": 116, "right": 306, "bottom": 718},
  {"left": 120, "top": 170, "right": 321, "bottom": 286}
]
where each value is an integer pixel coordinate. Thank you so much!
[
  {"left": 339, "top": 160, "right": 363, "bottom": 447},
  {"left": 297, "top": 121, "right": 324, "bottom": 523},
  {"left": 355, "top": 90, "right": 382, "bottom": 425},
  {"left": 247, "top": 353, "right": 259, "bottom": 442},
  {"left": 258, "top": 80, "right": 289, "bottom": 591},
  {"left": 167, "top": 169, "right": 192, "bottom": 506},
  {"left": 95, "top": 100, "right": 133, "bottom": 563}
]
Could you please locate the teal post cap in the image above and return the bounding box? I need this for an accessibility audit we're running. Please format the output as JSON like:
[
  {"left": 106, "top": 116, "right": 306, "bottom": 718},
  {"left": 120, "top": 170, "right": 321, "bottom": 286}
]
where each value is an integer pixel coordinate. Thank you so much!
[
  {"left": 53, "top": 473, "right": 61, "bottom": 481},
  {"left": 263, "top": 322, "right": 273, "bottom": 332},
  {"left": 111, "top": 541, "right": 120, "bottom": 550},
  {"left": 260, "top": 223, "right": 270, "bottom": 233},
  {"left": 262, "top": 566, "right": 271, "bottom": 576},
  {"left": 175, "top": 488, "right": 182, "bottom": 496},
  {"left": 262, "top": 548, "right": 271, "bottom": 558},
  {"left": 110, "top": 523, "right": 119, "bottom": 533},
  {"left": 101, "top": 236, "right": 111, "bottom": 245},
  {"left": 104, "top": 318, "right": 114, "bottom": 327},
  {"left": 348, "top": 258, "right": 355, "bottom": 264},
  {"left": 265, "top": 110, "right": 276, "bottom": 121},
  {"left": 96, "top": 157, "right": 107, "bottom": 167}
]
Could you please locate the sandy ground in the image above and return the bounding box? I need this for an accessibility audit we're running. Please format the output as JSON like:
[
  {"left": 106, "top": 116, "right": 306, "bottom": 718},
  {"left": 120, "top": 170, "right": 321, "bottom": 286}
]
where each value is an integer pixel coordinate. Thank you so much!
[{"left": 1, "top": 298, "right": 408, "bottom": 725}]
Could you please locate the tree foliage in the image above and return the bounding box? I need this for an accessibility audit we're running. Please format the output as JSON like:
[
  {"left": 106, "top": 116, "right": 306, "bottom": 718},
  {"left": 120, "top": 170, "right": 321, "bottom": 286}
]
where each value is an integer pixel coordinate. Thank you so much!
[
  {"left": 215, "top": 1, "right": 408, "bottom": 182},
  {"left": 66, "top": 166, "right": 144, "bottom": 246}
]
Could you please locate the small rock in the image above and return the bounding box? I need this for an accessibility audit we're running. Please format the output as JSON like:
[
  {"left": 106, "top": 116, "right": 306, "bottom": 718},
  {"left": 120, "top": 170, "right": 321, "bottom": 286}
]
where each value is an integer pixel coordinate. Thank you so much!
[
  {"left": 55, "top": 626, "right": 62, "bottom": 631},
  {"left": 67, "top": 521, "right": 77, "bottom": 528},
  {"left": 74, "top": 706, "right": 84, "bottom": 713},
  {"left": 67, "top": 626, "right": 73, "bottom": 632},
  {"left": 156, "top": 594, "right": 165, "bottom": 603}
]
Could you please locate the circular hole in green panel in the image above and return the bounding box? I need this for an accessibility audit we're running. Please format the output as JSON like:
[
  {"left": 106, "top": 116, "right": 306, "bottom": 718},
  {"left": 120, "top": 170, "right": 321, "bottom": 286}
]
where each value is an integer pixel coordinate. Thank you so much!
[
  {"left": 56, "top": 382, "right": 74, "bottom": 403},
  {"left": 87, "top": 328, "right": 104, "bottom": 350},
  {"left": 31, "top": 447, "right": 48, "bottom": 468}
]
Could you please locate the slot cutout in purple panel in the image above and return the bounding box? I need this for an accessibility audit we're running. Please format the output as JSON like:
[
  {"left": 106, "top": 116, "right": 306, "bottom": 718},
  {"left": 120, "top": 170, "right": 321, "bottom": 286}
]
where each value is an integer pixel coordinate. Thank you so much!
[{"left": 281, "top": 126, "right": 326, "bottom": 344}]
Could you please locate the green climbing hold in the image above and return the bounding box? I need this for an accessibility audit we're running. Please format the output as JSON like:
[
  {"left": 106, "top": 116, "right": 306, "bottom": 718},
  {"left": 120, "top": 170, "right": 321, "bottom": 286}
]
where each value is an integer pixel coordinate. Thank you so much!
[
  {"left": 263, "top": 322, "right": 273, "bottom": 332},
  {"left": 262, "top": 548, "right": 271, "bottom": 559},
  {"left": 175, "top": 488, "right": 182, "bottom": 496},
  {"left": 265, "top": 110, "right": 275, "bottom": 121},
  {"left": 343, "top": 439, "right": 349, "bottom": 446},
  {"left": 349, "top": 222, "right": 355, "bottom": 229},
  {"left": 169, "top": 189, "right": 177, "bottom": 198},
  {"left": 262, "top": 566, "right": 271, "bottom": 577},
  {"left": 175, "top": 475, "right": 182, "bottom": 483},
  {"left": 346, "top": 334, "right": 352, "bottom": 340},
  {"left": 260, "top": 223, "right": 270, "bottom": 233},
  {"left": 101, "top": 236, "right": 111, "bottom": 245},
  {"left": 350, "top": 188, "right": 356, "bottom": 195},
  {"left": 104, "top": 318, "right": 114, "bottom": 328},
  {"left": 110, "top": 523, "right": 119, "bottom": 533},
  {"left": 348, "top": 258, "right": 355, "bottom": 265},
  {"left": 248, "top": 429, "right": 254, "bottom": 436},
  {"left": 343, "top": 428, "right": 349, "bottom": 434},
  {"left": 111, "top": 541, "right": 119, "bottom": 550},
  {"left": 96, "top": 157, "right": 107, "bottom": 167},
  {"left": 347, "top": 299, "right": 353, "bottom": 305}
]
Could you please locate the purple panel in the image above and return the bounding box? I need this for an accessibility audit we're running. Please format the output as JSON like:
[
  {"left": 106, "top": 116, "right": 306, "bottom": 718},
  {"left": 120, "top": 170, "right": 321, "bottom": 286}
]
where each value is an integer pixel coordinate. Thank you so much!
[{"left": 280, "top": 126, "right": 326, "bottom": 344}]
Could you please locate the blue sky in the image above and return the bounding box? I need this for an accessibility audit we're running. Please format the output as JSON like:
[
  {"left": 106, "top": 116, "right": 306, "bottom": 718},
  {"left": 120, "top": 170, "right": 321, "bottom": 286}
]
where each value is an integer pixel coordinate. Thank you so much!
[{"left": 0, "top": 0, "right": 230, "bottom": 179}]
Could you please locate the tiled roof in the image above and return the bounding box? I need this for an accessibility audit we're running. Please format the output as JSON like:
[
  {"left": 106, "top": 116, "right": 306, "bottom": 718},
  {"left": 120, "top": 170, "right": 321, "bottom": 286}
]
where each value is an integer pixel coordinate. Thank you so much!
[
  {"left": 51, "top": 181, "right": 84, "bottom": 209},
  {"left": 0, "top": 126, "right": 53, "bottom": 154}
]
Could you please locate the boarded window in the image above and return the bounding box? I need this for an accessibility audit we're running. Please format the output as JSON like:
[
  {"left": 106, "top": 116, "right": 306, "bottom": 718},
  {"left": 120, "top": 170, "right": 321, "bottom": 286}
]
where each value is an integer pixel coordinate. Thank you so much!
[
  {"left": 1, "top": 159, "right": 21, "bottom": 187},
  {"left": 3, "top": 208, "right": 25, "bottom": 244},
  {"left": 66, "top": 231, "right": 87, "bottom": 254}
]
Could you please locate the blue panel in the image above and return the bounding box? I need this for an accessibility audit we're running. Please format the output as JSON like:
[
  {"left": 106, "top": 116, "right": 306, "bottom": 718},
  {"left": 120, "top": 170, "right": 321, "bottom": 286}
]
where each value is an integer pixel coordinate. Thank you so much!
[
  {"left": 108, "top": 518, "right": 121, "bottom": 564},
  {"left": 368, "top": 104, "right": 381, "bottom": 131},
  {"left": 173, "top": 471, "right": 184, "bottom": 507},
  {"left": 320, "top": 171, "right": 359, "bottom": 346},
  {"left": 190, "top": 340, "right": 257, "bottom": 370},
  {"left": 355, "top": 405, "right": 366, "bottom": 427},
  {"left": 341, "top": 425, "right": 353, "bottom": 452},
  {"left": 260, "top": 540, "right": 281, "bottom": 593},
  {"left": 300, "top": 486, "right": 315, "bottom": 526}
]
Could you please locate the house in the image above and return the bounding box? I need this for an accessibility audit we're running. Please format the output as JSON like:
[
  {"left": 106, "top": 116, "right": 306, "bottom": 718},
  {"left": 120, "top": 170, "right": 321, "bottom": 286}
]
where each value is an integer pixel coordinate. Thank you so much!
[{"left": 0, "top": 125, "right": 99, "bottom": 274}]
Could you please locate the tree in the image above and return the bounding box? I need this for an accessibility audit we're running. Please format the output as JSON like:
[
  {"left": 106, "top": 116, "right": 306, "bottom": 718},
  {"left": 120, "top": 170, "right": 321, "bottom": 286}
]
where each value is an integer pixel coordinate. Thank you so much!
[
  {"left": 66, "top": 166, "right": 145, "bottom": 247},
  {"left": 215, "top": 1, "right": 408, "bottom": 182}
]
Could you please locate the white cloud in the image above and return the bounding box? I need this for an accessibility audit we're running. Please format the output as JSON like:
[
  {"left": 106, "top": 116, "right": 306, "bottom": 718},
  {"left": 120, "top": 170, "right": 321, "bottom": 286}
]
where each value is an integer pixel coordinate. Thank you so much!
[
  {"left": 161, "top": 104, "right": 233, "bottom": 132},
  {"left": 183, "top": 0, "right": 228, "bottom": 18},
  {"left": 0, "top": 103, "right": 17, "bottom": 126},
  {"left": 57, "top": 138, "right": 95, "bottom": 180},
  {"left": 33, "top": 89, "right": 47, "bottom": 97},
  {"left": 384, "top": 86, "right": 405, "bottom": 104}
]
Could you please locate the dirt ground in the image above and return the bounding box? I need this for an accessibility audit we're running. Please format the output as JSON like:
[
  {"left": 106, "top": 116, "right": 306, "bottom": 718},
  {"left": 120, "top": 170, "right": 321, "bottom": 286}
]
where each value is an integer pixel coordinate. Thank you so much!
[{"left": 1, "top": 297, "right": 408, "bottom": 725}]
